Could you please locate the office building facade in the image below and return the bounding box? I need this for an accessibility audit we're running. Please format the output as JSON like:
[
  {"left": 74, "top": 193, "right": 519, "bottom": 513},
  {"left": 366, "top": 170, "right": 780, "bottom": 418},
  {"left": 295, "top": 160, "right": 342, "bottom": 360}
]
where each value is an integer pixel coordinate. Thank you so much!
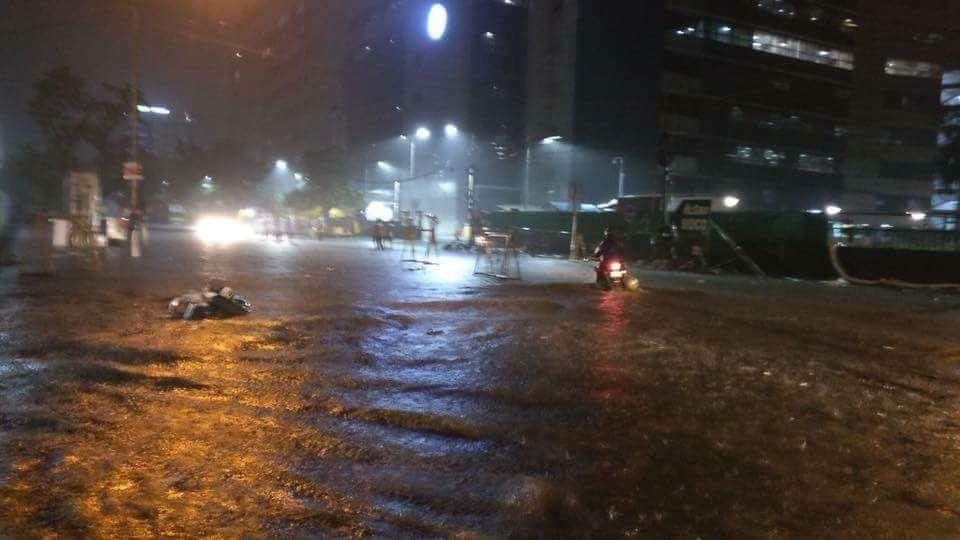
[{"left": 528, "top": 0, "right": 960, "bottom": 213}]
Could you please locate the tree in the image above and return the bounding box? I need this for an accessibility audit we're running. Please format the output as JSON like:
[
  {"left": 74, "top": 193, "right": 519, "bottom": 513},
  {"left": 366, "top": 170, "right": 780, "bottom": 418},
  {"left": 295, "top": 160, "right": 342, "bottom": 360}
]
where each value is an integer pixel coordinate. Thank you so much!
[
  {"left": 283, "top": 147, "right": 362, "bottom": 214},
  {"left": 166, "top": 139, "right": 264, "bottom": 208},
  {"left": 27, "top": 66, "right": 90, "bottom": 172},
  {"left": 24, "top": 67, "right": 135, "bottom": 208}
]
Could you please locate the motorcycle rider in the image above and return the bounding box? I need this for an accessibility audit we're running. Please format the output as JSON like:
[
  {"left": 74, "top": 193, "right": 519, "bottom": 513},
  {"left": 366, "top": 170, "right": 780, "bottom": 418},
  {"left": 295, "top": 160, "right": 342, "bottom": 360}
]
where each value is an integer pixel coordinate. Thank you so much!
[{"left": 593, "top": 226, "right": 624, "bottom": 285}]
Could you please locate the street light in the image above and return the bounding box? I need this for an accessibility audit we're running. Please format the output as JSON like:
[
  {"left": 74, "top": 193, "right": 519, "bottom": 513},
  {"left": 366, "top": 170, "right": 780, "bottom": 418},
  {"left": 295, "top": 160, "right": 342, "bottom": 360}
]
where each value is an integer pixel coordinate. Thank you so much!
[
  {"left": 825, "top": 205, "right": 842, "bottom": 216},
  {"left": 275, "top": 159, "right": 288, "bottom": 171},
  {"left": 444, "top": 123, "right": 459, "bottom": 137},
  {"left": 612, "top": 157, "right": 626, "bottom": 198},
  {"left": 723, "top": 195, "right": 740, "bottom": 208},
  {"left": 377, "top": 161, "right": 393, "bottom": 171},
  {"left": 427, "top": 4, "right": 448, "bottom": 41},
  {"left": 294, "top": 172, "right": 303, "bottom": 181},
  {"left": 524, "top": 135, "right": 565, "bottom": 209},
  {"left": 415, "top": 127, "right": 432, "bottom": 140}
]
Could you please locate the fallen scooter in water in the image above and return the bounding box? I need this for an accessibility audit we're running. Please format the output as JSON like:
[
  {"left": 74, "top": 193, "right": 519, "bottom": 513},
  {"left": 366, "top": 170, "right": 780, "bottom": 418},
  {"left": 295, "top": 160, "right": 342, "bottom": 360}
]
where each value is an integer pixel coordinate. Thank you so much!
[{"left": 168, "top": 280, "right": 252, "bottom": 320}]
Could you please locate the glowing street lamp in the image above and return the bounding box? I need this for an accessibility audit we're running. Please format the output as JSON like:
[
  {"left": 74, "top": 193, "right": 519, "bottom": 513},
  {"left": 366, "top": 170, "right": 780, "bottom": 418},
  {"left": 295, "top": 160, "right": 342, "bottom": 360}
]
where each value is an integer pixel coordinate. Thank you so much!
[
  {"left": 825, "top": 205, "right": 842, "bottom": 216},
  {"left": 444, "top": 123, "right": 459, "bottom": 137},
  {"left": 723, "top": 195, "right": 741, "bottom": 208},
  {"left": 275, "top": 159, "right": 288, "bottom": 171},
  {"left": 415, "top": 127, "right": 432, "bottom": 140},
  {"left": 427, "top": 4, "right": 448, "bottom": 41}
]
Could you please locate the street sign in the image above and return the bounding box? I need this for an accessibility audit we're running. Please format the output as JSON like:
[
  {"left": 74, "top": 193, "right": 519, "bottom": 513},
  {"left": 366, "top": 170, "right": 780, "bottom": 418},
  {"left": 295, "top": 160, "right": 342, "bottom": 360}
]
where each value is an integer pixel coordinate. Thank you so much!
[
  {"left": 675, "top": 199, "right": 711, "bottom": 233},
  {"left": 123, "top": 161, "right": 143, "bottom": 181}
]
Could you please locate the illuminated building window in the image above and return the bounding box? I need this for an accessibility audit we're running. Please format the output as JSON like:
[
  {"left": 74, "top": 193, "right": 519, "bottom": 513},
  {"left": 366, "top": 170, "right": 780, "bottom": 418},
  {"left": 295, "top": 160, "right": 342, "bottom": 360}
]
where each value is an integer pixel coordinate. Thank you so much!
[
  {"left": 727, "top": 146, "right": 785, "bottom": 167},
  {"left": 943, "top": 70, "right": 960, "bottom": 87},
  {"left": 797, "top": 153, "right": 836, "bottom": 174},
  {"left": 754, "top": 0, "right": 796, "bottom": 18},
  {"left": 751, "top": 31, "right": 853, "bottom": 70},
  {"left": 885, "top": 58, "right": 940, "bottom": 79},
  {"left": 943, "top": 88, "right": 960, "bottom": 107},
  {"left": 673, "top": 21, "right": 853, "bottom": 70}
]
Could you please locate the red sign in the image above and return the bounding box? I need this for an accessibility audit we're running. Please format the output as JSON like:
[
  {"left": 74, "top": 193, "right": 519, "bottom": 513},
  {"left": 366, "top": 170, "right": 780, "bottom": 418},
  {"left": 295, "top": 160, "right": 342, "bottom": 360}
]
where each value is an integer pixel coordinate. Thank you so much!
[{"left": 123, "top": 161, "right": 143, "bottom": 181}]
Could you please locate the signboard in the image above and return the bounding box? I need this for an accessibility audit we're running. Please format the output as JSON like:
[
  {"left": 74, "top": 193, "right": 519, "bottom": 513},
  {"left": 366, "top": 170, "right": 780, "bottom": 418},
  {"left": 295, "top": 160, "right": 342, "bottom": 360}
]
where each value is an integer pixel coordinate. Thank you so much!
[
  {"left": 65, "top": 171, "right": 101, "bottom": 229},
  {"left": 123, "top": 161, "right": 143, "bottom": 181},
  {"left": 675, "top": 199, "right": 711, "bottom": 233}
]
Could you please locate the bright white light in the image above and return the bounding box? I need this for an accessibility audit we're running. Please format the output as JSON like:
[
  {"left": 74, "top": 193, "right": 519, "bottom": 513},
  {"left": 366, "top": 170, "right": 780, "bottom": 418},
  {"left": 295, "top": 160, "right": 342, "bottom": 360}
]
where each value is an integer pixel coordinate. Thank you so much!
[
  {"left": 275, "top": 160, "right": 288, "bottom": 171},
  {"left": 723, "top": 196, "right": 740, "bottom": 208},
  {"left": 377, "top": 161, "right": 393, "bottom": 170},
  {"left": 806, "top": 209, "right": 823, "bottom": 214},
  {"left": 439, "top": 181, "right": 456, "bottom": 194},
  {"left": 416, "top": 127, "right": 432, "bottom": 140},
  {"left": 365, "top": 201, "right": 394, "bottom": 222},
  {"left": 239, "top": 208, "right": 257, "bottom": 219},
  {"left": 719, "top": 26, "right": 732, "bottom": 33},
  {"left": 541, "top": 135, "right": 563, "bottom": 144},
  {"left": 444, "top": 123, "right": 459, "bottom": 137},
  {"left": 294, "top": 172, "right": 303, "bottom": 181},
  {"left": 910, "top": 211, "right": 927, "bottom": 221},
  {"left": 485, "top": 31, "right": 495, "bottom": 39},
  {"left": 427, "top": 4, "right": 448, "bottom": 40},
  {"left": 825, "top": 205, "right": 842, "bottom": 216},
  {"left": 137, "top": 105, "right": 170, "bottom": 115},
  {"left": 194, "top": 217, "right": 254, "bottom": 245}
]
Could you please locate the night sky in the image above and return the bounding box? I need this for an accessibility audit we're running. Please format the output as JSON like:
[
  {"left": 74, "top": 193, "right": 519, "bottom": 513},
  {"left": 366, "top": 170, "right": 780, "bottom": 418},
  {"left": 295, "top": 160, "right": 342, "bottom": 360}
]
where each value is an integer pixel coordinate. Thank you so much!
[{"left": 0, "top": 0, "right": 249, "bottom": 163}]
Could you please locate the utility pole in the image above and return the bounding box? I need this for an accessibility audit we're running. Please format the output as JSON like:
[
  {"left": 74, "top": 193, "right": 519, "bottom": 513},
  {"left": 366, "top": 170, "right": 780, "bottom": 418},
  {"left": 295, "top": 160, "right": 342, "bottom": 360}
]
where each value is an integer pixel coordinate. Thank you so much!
[
  {"left": 466, "top": 166, "right": 477, "bottom": 246},
  {"left": 393, "top": 179, "right": 400, "bottom": 219},
  {"left": 409, "top": 139, "right": 416, "bottom": 179},
  {"left": 523, "top": 144, "right": 531, "bottom": 210},
  {"left": 612, "top": 156, "right": 625, "bottom": 198},
  {"left": 127, "top": 1, "right": 143, "bottom": 258},
  {"left": 568, "top": 182, "right": 581, "bottom": 260}
]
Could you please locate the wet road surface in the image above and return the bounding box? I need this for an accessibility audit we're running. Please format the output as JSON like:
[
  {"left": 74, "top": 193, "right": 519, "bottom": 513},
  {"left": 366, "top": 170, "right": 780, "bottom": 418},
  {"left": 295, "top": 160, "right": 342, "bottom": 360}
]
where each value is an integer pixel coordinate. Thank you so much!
[{"left": 4, "top": 233, "right": 960, "bottom": 536}]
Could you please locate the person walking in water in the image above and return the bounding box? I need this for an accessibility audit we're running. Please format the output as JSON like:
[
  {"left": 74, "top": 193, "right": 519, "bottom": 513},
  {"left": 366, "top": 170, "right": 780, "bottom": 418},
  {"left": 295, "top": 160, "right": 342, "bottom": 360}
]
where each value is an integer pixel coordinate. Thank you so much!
[{"left": 373, "top": 219, "right": 385, "bottom": 251}]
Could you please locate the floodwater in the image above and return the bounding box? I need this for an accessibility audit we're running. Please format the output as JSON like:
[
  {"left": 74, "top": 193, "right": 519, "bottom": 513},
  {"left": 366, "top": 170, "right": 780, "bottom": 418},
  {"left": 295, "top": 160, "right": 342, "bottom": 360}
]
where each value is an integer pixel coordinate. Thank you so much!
[{"left": 3, "top": 233, "right": 960, "bottom": 537}]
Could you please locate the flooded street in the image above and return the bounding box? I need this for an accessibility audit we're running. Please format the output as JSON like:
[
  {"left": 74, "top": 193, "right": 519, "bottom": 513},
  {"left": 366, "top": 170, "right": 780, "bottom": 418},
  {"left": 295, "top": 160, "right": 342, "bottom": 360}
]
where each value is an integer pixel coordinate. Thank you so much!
[{"left": 4, "top": 233, "right": 960, "bottom": 536}]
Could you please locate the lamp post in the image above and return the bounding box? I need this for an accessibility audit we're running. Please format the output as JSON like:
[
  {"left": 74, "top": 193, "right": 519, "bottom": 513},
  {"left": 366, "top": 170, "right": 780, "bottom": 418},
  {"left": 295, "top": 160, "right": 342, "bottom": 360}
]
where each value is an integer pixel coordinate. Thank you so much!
[
  {"left": 410, "top": 127, "right": 432, "bottom": 178},
  {"left": 523, "top": 145, "right": 531, "bottom": 210},
  {"left": 393, "top": 179, "right": 401, "bottom": 219},
  {"left": 523, "top": 136, "right": 564, "bottom": 210},
  {"left": 128, "top": 1, "right": 142, "bottom": 258},
  {"left": 612, "top": 156, "right": 626, "bottom": 198}
]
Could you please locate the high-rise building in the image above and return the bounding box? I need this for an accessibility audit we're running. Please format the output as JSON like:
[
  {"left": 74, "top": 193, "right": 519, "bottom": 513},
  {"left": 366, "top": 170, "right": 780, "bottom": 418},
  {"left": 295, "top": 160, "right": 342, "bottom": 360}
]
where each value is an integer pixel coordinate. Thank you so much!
[
  {"left": 229, "top": 0, "right": 528, "bottom": 230},
  {"left": 229, "top": 0, "right": 355, "bottom": 163},
  {"left": 527, "top": 0, "right": 960, "bottom": 213},
  {"left": 343, "top": 0, "right": 529, "bottom": 229}
]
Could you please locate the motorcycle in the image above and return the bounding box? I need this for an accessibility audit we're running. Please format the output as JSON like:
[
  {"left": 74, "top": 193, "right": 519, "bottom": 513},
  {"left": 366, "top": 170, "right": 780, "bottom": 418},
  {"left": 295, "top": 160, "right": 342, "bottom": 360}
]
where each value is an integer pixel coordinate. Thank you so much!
[{"left": 595, "top": 256, "right": 640, "bottom": 291}]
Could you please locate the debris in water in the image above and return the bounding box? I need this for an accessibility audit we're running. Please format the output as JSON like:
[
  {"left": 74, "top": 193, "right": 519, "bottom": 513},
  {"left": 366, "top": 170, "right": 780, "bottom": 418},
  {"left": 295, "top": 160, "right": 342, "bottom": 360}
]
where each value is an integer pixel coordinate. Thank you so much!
[{"left": 168, "top": 280, "right": 252, "bottom": 320}]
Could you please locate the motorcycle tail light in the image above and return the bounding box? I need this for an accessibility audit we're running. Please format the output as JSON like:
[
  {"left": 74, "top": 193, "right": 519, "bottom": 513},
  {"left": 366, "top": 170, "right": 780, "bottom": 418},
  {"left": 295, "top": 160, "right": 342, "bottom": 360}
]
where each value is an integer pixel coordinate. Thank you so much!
[{"left": 607, "top": 261, "right": 622, "bottom": 271}]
